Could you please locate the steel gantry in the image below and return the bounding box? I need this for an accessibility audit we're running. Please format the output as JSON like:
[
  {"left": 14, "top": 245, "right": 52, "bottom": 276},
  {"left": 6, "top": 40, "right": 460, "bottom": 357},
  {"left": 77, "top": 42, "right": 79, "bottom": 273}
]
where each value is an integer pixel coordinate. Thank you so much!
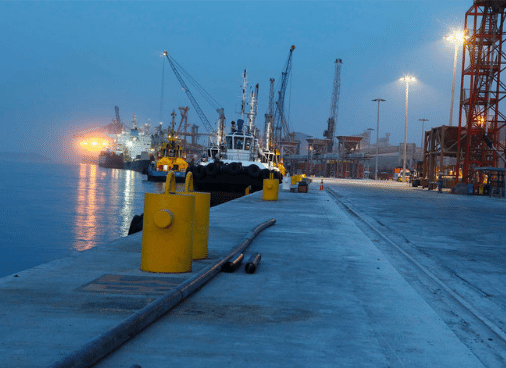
[{"left": 457, "top": 1, "right": 506, "bottom": 184}]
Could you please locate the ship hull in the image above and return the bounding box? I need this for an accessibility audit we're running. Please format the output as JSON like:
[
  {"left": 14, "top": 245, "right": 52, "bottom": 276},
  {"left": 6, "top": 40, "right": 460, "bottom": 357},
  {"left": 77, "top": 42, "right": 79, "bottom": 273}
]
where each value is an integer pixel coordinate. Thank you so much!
[
  {"left": 98, "top": 153, "right": 124, "bottom": 169},
  {"left": 147, "top": 167, "right": 186, "bottom": 183},
  {"left": 123, "top": 159, "right": 151, "bottom": 174},
  {"left": 188, "top": 162, "right": 282, "bottom": 194}
]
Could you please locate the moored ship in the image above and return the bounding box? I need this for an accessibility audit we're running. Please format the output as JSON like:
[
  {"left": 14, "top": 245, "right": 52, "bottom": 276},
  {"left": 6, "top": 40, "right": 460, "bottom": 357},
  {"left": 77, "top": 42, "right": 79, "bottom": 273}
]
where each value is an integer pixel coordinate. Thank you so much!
[
  {"left": 187, "top": 71, "right": 284, "bottom": 199},
  {"left": 146, "top": 111, "right": 188, "bottom": 182},
  {"left": 98, "top": 150, "right": 124, "bottom": 169},
  {"left": 99, "top": 113, "right": 152, "bottom": 173},
  {"left": 188, "top": 119, "right": 283, "bottom": 194}
]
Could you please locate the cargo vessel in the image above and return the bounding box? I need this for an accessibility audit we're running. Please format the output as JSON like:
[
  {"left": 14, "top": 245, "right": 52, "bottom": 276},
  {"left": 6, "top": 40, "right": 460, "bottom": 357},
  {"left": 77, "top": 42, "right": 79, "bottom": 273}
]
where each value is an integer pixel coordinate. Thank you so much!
[{"left": 99, "top": 114, "right": 152, "bottom": 173}]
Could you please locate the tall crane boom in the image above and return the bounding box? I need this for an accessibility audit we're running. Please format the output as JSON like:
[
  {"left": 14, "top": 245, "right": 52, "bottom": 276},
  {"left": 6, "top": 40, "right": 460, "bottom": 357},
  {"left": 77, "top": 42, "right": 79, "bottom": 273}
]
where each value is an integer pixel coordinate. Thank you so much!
[
  {"left": 163, "top": 51, "right": 217, "bottom": 135},
  {"left": 273, "top": 45, "right": 296, "bottom": 144},
  {"left": 324, "top": 59, "right": 342, "bottom": 152}
]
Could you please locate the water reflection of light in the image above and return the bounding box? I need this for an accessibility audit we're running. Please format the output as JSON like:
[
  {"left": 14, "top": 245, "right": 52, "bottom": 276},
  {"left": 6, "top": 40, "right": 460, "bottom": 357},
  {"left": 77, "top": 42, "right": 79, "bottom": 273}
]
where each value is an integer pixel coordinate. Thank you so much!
[
  {"left": 120, "top": 170, "right": 136, "bottom": 236},
  {"left": 73, "top": 166, "right": 170, "bottom": 250},
  {"left": 74, "top": 164, "right": 98, "bottom": 251}
]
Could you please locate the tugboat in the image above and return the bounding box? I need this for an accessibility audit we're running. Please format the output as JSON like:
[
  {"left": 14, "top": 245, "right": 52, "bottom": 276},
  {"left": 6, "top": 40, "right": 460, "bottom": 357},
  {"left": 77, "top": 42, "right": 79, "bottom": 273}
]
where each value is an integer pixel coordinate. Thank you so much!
[
  {"left": 146, "top": 111, "right": 188, "bottom": 182},
  {"left": 189, "top": 119, "right": 282, "bottom": 193},
  {"left": 187, "top": 71, "right": 284, "bottom": 201}
]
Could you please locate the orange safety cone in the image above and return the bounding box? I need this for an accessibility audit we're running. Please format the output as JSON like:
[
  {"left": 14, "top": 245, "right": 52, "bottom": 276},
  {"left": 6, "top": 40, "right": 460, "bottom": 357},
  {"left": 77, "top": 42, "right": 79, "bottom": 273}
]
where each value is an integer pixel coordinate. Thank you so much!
[{"left": 320, "top": 179, "right": 323, "bottom": 191}]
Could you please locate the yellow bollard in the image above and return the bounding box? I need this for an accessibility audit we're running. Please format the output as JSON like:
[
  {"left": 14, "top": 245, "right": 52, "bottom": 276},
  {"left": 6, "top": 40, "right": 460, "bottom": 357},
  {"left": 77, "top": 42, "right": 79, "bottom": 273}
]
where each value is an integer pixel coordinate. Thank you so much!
[
  {"left": 263, "top": 172, "right": 279, "bottom": 201},
  {"left": 141, "top": 171, "right": 195, "bottom": 273},
  {"left": 184, "top": 172, "right": 211, "bottom": 260},
  {"left": 291, "top": 174, "right": 306, "bottom": 186}
]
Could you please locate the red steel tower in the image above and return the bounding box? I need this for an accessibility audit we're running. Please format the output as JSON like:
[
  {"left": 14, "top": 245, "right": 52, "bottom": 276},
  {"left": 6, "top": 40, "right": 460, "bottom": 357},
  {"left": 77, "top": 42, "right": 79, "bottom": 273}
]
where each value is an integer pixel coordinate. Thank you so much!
[{"left": 457, "top": 0, "right": 506, "bottom": 184}]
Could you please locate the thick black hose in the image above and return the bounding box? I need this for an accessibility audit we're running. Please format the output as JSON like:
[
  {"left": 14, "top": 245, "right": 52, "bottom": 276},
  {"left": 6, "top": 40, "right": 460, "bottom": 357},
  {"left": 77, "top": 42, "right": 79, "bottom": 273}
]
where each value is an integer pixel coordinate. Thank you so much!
[
  {"left": 221, "top": 253, "right": 244, "bottom": 273},
  {"left": 245, "top": 253, "right": 262, "bottom": 274},
  {"left": 48, "top": 218, "right": 276, "bottom": 368}
]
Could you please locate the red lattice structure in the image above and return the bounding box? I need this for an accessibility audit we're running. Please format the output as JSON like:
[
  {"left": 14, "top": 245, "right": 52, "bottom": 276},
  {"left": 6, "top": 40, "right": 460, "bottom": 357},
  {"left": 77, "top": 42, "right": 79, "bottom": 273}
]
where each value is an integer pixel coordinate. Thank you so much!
[{"left": 457, "top": 0, "right": 506, "bottom": 184}]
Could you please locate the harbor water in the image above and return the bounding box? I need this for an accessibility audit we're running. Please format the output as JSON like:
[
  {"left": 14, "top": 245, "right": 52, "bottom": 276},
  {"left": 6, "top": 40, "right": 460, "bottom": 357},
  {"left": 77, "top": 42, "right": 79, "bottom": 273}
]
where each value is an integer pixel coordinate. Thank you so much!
[{"left": 0, "top": 161, "right": 172, "bottom": 278}]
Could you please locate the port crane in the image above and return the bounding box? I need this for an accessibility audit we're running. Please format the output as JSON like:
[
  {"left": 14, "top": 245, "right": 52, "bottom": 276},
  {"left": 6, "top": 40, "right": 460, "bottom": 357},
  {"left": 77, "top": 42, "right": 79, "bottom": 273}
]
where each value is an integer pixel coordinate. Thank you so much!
[
  {"left": 324, "top": 59, "right": 342, "bottom": 153},
  {"left": 273, "top": 45, "right": 296, "bottom": 146},
  {"left": 176, "top": 106, "right": 190, "bottom": 136},
  {"left": 163, "top": 51, "right": 226, "bottom": 146}
]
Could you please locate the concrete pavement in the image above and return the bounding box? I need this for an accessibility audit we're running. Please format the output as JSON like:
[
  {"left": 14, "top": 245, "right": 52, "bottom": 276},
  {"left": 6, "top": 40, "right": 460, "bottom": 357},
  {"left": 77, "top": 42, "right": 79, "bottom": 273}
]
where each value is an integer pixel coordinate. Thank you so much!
[{"left": 0, "top": 184, "right": 486, "bottom": 367}]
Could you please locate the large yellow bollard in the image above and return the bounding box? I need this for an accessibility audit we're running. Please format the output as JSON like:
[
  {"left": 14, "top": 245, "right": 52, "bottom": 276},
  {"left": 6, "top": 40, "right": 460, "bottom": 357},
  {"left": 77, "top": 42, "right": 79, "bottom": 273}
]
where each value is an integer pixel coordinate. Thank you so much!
[
  {"left": 141, "top": 171, "right": 195, "bottom": 273},
  {"left": 184, "top": 172, "right": 211, "bottom": 260},
  {"left": 263, "top": 172, "right": 279, "bottom": 201}
]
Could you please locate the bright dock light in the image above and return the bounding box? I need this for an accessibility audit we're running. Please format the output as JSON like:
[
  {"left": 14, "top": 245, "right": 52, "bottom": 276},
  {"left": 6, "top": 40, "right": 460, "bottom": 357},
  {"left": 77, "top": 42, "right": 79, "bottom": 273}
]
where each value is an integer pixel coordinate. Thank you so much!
[
  {"left": 399, "top": 76, "right": 416, "bottom": 82},
  {"left": 445, "top": 31, "right": 467, "bottom": 44}
]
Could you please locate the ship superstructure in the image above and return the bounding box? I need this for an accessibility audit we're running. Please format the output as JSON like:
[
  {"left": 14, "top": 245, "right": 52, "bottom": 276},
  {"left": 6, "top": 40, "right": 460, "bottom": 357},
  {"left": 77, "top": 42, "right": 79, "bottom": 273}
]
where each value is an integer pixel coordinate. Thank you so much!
[
  {"left": 99, "top": 111, "right": 153, "bottom": 172},
  {"left": 109, "top": 114, "right": 152, "bottom": 162}
]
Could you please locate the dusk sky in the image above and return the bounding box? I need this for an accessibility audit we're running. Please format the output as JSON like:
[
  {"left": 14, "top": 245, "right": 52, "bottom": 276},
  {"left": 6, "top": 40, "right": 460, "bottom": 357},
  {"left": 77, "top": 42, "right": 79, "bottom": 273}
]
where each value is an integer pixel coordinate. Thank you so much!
[{"left": 0, "top": 1, "right": 470, "bottom": 162}]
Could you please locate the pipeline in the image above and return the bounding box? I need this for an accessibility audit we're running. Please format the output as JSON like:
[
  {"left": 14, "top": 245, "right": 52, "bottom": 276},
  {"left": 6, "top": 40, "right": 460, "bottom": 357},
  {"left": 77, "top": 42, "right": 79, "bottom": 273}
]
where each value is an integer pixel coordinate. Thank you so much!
[
  {"left": 245, "top": 253, "right": 262, "bottom": 274},
  {"left": 48, "top": 218, "right": 276, "bottom": 368},
  {"left": 221, "top": 253, "right": 244, "bottom": 273}
]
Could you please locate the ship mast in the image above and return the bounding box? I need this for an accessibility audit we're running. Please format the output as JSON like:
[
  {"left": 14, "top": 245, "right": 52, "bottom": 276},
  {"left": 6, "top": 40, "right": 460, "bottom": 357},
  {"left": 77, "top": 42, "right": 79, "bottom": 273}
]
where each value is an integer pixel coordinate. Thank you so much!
[
  {"left": 247, "top": 83, "right": 259, "bottom": 133},
  {"left": 240, "top": 70, "right": 248, "bottom": 121}
]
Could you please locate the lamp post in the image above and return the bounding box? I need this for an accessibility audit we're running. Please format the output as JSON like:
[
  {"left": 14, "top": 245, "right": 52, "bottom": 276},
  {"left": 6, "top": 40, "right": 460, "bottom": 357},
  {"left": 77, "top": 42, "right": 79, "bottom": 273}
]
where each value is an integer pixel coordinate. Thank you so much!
[
  {"left": 418, "top": 118, "right": 428, "bottom": 161},
  {"left": 372, "top": 98, "right": 385, "bottom": 180},
  {"left": 399, "top": 76, "right": 416, "bottom": 183},
  {"left": 445, "top": 31, "right": 466, "bottom": 126},
  {"left": 366, "top": 128, "right": 374, "bottom": 179},
  {"left": 366, "top": 127, "right": 374, "bottom": 146}
]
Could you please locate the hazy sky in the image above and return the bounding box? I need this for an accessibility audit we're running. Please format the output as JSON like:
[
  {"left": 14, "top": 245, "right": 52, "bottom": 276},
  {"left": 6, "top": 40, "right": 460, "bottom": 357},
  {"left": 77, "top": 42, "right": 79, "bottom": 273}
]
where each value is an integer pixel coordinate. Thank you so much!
[{"left": 0, "top": 1, "right": 470, "bottom": 161}]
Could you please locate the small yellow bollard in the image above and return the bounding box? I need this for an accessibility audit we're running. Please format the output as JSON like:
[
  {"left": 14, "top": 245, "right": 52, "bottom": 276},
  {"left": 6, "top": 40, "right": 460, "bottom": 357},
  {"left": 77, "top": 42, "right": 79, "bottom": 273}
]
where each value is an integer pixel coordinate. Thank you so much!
[
  {"left": 263, "top": 172, "right": 279, "bottom": 201},
  {"left": 291, "top": 174, "right": 306, "bottom": 186},
  {"left": 183, "top": 172, "right": 211, "bottom": 260},
  {"left": 141, "top": 171, "right": 195, "bottom": 273}
]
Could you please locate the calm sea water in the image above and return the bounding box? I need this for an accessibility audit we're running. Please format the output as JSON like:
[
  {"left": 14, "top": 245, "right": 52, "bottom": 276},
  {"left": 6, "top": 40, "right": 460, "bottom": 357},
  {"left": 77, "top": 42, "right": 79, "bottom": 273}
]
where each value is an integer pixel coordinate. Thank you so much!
[{"left": 0, "top": 161, "right": 171, "bottom": 278}]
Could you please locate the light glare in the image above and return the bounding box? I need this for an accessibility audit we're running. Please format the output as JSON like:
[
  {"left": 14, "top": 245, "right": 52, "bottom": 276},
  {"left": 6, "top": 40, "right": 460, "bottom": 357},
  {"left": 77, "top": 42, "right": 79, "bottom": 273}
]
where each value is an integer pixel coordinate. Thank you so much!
[
  {"left": 400, "top": 76, "right": 416, "bottom": 82},
  {"left": 445, "top": 30, "right": 467, "bottom": 44}
]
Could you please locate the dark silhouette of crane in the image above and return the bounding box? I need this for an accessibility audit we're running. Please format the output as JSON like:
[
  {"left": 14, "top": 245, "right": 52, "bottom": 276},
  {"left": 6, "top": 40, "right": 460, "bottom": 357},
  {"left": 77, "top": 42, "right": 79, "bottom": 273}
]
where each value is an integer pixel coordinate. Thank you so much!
[
  {"left": 273, "top": 45, "right": 296, "bottom": 146},
  {"left": 163, "top": 51, "right": 226, "bottom": 145},
  {"left": 103, "top": 106, "right": 125, "bottom": 134},
  {"left": 324, "top": 59, "right": 343, "bottom": 153}
]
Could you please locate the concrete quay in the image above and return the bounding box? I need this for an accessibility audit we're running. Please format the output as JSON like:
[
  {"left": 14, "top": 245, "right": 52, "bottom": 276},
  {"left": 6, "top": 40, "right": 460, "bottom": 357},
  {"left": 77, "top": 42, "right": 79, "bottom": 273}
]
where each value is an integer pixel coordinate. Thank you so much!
[{"left": 0, "top": 183, "right": 487, "bottom": 367}]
